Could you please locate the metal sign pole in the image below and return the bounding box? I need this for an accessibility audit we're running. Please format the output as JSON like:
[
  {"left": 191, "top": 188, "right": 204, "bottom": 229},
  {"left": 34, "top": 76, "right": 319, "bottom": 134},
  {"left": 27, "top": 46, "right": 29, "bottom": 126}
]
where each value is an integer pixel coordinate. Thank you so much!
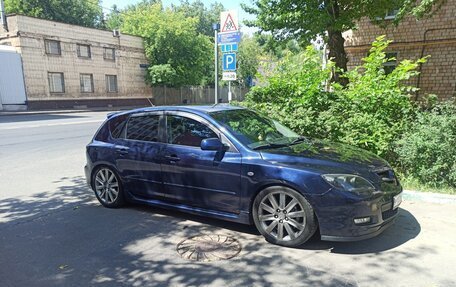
[
  {"left": 228, "top": 81, "right": 232, "bottom": 102},
  {"left": 213, "top": 24, "right": 219, "bottom": 104}
]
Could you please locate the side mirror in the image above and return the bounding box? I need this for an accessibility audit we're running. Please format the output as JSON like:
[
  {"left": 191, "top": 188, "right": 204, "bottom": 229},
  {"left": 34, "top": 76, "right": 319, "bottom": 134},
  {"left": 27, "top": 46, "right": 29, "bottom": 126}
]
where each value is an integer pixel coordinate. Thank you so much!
[{"left": 201, "top": 138, "right": 227, "bottom": 151}]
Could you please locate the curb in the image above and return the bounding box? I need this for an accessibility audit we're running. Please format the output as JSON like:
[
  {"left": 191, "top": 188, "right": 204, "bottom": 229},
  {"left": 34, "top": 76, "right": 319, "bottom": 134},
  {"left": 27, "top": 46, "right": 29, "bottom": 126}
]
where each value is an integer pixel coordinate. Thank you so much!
[{"left": 403, "top": 190, "right": 456, "bottom": 205}]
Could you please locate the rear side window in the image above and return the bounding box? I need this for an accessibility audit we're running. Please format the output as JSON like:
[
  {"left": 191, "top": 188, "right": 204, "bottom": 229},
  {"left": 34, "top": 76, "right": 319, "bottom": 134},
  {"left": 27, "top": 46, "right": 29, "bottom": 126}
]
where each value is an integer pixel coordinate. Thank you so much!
[
  {"left": 126, "top": 114, "right": 160, "bottom": 142},
  {"left": 167, "top": 115, "right": 217, "bottom": 147},
  {"left": 109, "top": 114, "right": 128, "bottom": 139}
]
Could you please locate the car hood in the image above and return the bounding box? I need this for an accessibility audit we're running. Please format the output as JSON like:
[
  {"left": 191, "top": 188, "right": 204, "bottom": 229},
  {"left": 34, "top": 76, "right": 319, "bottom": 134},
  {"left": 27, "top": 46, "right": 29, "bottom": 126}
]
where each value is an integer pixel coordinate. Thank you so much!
[{"left": 259, "top": 139, "right": 389, "bottom": 175}]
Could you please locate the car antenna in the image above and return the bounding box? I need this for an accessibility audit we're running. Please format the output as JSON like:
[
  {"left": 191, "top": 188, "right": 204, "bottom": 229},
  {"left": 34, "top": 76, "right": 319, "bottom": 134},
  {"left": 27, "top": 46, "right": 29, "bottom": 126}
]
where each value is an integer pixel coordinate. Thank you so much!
[{"left": 146, "top": 97, "right": 155, "bottom": 107}]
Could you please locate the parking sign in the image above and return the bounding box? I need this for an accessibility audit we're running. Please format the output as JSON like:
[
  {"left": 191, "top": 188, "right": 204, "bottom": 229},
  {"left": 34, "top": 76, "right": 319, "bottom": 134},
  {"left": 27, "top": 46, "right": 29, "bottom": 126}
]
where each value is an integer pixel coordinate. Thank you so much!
[{"left": 222, "top": 53, "right": 236, "bottom": 71}]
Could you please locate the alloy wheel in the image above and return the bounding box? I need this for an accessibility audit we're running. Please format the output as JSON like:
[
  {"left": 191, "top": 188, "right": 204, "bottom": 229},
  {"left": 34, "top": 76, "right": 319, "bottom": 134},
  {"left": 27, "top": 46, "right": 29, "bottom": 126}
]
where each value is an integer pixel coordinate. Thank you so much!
[
  {"left": 94, "top": 168, "right": 119, "bottom": 204},
  {"left": 258, "top": 191, "right": 306, "bottom": 241}
]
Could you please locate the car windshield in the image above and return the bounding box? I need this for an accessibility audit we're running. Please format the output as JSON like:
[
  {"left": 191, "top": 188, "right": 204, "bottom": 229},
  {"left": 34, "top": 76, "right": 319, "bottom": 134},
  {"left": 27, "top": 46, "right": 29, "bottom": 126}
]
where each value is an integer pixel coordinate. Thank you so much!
[{"left": 210, "top": 109, "right": 303, "bottom": 150}]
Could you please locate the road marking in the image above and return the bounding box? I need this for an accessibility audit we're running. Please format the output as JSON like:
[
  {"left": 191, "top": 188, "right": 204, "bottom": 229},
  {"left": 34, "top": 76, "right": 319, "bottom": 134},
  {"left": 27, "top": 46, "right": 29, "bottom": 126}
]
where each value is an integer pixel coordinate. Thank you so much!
[{"left": 0, "top": 119, "right": 104, "bottom": 130}]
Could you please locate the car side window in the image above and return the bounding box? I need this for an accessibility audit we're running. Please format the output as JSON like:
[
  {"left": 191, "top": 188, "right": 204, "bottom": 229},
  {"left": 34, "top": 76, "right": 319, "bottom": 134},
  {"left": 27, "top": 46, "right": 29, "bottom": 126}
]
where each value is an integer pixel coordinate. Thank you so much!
[
  {"left": 126, "top": 114, "right": 160, "bottom": 142},
  {"left": 167, "top": 115, "right": 218, "bottom": 147},
  {"left": 109, "top": 114, "right": 128, "bottom": 139}
]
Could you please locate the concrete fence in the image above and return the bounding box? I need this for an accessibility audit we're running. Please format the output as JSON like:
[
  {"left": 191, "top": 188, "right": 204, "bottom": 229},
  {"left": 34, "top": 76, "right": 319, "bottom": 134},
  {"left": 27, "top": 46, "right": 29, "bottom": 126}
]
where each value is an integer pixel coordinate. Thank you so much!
[{"left": 150, "top": 86, "right": 249, "bottom": 106}]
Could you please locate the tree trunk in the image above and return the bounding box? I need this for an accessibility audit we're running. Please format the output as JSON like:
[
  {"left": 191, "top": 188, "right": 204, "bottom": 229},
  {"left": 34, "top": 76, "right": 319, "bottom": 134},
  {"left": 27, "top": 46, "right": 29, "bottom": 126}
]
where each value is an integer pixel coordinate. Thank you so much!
[
  {"left": 327, "top": 29, "right": 348, "bottom": 86},
  {"left": 325, "top": 0, "right": 349, "bottom": 87}
]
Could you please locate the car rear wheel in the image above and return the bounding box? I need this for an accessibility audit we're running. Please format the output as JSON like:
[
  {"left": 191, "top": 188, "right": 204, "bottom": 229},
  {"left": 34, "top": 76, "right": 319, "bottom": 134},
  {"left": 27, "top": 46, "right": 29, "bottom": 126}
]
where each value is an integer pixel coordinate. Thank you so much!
[
  {"left": 93, "top": 167, "right": 125, "bottom": 208},
  {"left": 253, "top": 186, "right": 317, "bottom": 247}
]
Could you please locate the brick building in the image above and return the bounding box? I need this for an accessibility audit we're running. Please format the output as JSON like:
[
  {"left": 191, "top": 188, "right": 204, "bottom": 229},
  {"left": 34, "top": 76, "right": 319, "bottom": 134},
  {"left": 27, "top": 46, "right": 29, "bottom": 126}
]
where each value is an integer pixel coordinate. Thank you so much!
[
  {"left": 343, "top": 1, "right": 456, "bottom": 100},
  {"left": 0, "top": 14, "right": 152, "bottom": 110}
]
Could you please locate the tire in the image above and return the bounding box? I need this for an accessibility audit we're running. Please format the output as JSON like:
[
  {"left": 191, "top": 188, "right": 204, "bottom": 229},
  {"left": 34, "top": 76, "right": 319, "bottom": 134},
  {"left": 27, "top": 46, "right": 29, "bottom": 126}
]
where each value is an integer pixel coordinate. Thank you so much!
[
  {"left": 252, "top": 186, "right": 317, "bottom": 247},
  {"left": 92, "top": 166, "right": 125, "bottom": 208}
]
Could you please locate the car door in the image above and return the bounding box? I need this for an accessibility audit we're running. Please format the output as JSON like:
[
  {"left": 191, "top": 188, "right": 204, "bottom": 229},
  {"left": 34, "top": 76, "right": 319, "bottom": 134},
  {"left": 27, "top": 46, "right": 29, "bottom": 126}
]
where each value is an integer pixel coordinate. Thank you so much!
[
  {"left": 113, "top": 111, "right": 166, "bottom": 199},
  {"left": 161, "top": 112, "right": 242, "bottom": 214}
]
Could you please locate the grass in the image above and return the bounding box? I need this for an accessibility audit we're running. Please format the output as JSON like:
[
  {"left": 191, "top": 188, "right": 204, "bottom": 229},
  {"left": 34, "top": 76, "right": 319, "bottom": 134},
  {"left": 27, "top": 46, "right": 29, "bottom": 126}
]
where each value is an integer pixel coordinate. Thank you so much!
[{"left": 400, "top": 176, "right": 456, "bottom": 195}]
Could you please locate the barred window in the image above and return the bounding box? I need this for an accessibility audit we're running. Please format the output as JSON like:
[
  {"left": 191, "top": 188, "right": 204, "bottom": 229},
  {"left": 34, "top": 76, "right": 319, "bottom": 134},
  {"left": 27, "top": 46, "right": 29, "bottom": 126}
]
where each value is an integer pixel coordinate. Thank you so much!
[
  {"left": 384, "top": 52, "right": 398, "bottom": 75},
  {"left": 77, "top": 44, "right": 91, "bottom": 58},
  {"left": 48, "top": 72, "right": 65, "bottom": 93},
  {"left": 103, "top": 47, "right": 115, "bottom": 61},
  {"left": 45, "top": 40, "right": 61, "bottom": 55},
  {"left": 80, "top": 74, "right": 94, "bottom": 93},
  {"left": 106, "top": 75, "right": 118, "bottom": 93}
]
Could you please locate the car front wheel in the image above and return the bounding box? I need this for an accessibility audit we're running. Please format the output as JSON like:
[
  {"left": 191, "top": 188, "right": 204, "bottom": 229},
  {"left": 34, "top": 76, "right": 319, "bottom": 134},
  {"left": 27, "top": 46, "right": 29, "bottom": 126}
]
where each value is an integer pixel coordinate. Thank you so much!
[
  {"left": 253, "top": 186, "right": 317, "bottom": 247},
  {"left": 92, "top": 166, "right": 125, "bottom": 208}
]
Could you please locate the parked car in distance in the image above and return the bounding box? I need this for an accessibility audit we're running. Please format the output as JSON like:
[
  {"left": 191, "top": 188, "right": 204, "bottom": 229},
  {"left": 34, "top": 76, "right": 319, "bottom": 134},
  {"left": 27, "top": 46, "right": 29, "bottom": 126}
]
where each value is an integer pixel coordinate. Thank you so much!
[{"left": 85, "top": 105, "right": 402, "bottom": 247}]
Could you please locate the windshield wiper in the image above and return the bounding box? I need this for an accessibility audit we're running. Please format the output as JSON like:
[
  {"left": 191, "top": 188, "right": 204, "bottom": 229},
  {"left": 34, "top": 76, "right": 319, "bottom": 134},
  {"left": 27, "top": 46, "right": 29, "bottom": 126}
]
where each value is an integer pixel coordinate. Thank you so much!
[
  {"left": 252, "top": 142, "right": 288, "bottom": 150},
  {"left": 288, "top": 136, "right": 309, "bottom": 145}
]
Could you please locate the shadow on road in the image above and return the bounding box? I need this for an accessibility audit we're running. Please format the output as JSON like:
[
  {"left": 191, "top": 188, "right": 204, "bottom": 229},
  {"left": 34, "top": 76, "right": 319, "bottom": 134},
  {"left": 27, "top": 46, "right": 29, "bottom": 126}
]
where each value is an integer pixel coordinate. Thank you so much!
[
  {"left": 0, "top": 114, "right": 90, "bottom": 124},
  {"left": 0, "top": 176, "right": 424, "bottom": 287}
]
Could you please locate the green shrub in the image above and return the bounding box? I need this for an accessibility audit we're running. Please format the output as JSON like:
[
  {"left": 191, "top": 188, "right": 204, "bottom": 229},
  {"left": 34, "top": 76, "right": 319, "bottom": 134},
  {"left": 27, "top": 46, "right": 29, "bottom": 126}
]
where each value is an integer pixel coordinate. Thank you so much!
[
  {"left": 395, "top": 104, "right": 456, "bottom": 188},
  {"left": 242, "top": 36, "right": 425, "bottom": 162}
]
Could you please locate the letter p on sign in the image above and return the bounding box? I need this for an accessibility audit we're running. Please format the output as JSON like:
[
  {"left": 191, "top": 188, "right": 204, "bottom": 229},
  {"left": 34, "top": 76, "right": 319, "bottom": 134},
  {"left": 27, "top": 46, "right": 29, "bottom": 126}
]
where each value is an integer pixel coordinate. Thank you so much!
[{"left": 223, "top": 53, "right": 236, "bottom": 71}]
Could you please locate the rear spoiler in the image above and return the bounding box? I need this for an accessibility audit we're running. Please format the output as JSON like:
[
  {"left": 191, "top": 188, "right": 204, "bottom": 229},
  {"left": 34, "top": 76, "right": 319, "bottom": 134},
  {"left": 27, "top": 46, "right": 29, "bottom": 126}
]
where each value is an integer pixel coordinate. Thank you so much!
[{"left": 107, "top": 111, "right": 121, "bottom": 119}]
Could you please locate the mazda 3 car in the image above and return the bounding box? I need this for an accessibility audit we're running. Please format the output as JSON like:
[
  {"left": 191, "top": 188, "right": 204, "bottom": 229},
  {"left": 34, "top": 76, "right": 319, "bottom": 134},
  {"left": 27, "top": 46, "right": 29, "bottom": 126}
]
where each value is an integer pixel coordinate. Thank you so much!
[{"left": 85, "top": 105, "right": 402, "bottom": 247}]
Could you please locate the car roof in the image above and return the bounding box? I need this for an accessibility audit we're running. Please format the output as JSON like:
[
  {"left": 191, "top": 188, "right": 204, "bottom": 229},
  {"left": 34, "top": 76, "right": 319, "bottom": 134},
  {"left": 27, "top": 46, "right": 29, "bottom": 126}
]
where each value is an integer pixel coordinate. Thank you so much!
[{"left": 127, "top": 104, "right": 246, "bottom": 115}]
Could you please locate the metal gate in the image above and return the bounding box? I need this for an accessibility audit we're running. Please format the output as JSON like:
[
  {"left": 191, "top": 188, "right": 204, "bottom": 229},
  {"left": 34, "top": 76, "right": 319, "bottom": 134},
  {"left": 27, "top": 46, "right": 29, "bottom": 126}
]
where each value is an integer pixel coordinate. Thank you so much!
[{"left": 0, "top": 46, "right": 27, "bottom": 110}]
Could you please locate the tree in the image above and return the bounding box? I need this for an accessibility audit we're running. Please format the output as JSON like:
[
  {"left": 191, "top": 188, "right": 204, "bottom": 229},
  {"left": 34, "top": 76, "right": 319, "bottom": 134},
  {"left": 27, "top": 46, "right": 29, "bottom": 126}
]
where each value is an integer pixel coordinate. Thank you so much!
[
  {"left": 4, "top": 0, "right": 103, "bottom": 28},
  {"left": 105, "top": 5, "right": 122, "bottom": 30},
  {"left": 171, "top": 0, "right": 224, "bottom": 37},
  {"left": 237, "top": 36, "right": 262, "bottom": 86},
  {"left": 118, "top": 3, "right": 212, "bottom": 87},
  {"left": 243, "top": 0, "right": 445, "bottom": 86}
]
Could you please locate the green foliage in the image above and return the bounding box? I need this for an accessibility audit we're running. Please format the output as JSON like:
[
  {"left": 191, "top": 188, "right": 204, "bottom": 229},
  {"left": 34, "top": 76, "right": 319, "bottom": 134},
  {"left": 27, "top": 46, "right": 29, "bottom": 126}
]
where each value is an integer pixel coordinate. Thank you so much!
[
  {"left": 243, "top": 0, "right": 444, "bottom": 84},
  {"left": 117, "top": 3, "right": 212, "bottom": 87},
  {"left": 236, "top": 36, "right": 262, "bottom": 86},
  {"left": 396, "top": 104, "right": 456, "bottom": 189},
  {"left": 4, "top": 0, "right": 103, "bottom": 28},
  {"left": 171, "top": 0, "right": 224, "bottom": 37},
  {"left": 242, "top": 37, "right": 425, "bottom": 162},
  {"left": 331, "top": 36, "right": 426, "bottom": 157}
]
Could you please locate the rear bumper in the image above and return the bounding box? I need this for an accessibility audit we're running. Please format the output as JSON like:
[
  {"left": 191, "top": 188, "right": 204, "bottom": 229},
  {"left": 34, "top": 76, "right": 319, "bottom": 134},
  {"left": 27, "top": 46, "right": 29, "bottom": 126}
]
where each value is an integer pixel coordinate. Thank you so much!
[{"left": 84, "top": 164, "right": 91, "bottom": 187}]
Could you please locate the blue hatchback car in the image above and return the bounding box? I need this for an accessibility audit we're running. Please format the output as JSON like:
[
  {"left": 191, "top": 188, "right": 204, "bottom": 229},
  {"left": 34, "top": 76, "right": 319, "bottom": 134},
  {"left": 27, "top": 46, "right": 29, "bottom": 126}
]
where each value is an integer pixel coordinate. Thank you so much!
[{"left": 85, "top": 105, "right": 402, "bottom": 247}]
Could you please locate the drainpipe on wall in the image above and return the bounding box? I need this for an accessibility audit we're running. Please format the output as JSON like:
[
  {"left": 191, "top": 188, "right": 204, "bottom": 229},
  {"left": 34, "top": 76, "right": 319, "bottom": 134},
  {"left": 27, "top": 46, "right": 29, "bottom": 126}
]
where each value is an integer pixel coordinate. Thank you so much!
[
  {"left": 415, "top": 27, "right": 456, "bottom": 101},
  {"left": 0, "top": 0, "right": 8, "bottom": 32}
]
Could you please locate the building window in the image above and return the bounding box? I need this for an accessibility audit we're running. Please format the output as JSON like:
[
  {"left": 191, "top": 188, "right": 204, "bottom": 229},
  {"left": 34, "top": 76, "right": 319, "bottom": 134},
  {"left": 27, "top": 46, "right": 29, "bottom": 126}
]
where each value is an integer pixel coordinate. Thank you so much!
[
  {"left": 48, "top": 72, "right": 65, "bottom": 93},
  {"left": 45, "top": 40, "right": 61, "bottom": 55},
  {"left": 80, "top": 74, "right": 94, "bottom": 93},
  {"left": 106, "top": 75, "right": 118, "bottom": 93},
  {"left": 77, "top": 44, "right": 91, "bottom": 58},
  {"left": 103, "top": 47, "right": 115, "bottom": 61},
  {"left": 384, "top": 9, "right": 399, "bottom": 20},
  {"left": 383, "top": 52, "right": 398, "bottom": 75}
]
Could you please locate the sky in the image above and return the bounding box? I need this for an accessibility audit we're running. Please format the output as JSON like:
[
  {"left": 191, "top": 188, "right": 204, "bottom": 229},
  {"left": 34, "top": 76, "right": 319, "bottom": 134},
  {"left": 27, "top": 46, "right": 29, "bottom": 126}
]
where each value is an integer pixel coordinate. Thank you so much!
[{"left": 101, "top": 0, "right": 256, "bottom": 32}]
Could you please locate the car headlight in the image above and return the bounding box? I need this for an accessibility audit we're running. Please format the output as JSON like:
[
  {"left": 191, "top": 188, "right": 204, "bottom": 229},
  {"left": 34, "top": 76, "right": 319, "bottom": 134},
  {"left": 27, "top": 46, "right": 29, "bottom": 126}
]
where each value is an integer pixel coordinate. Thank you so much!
[{"left": 321, "top": 174, "right": 376, "bottom": 195}]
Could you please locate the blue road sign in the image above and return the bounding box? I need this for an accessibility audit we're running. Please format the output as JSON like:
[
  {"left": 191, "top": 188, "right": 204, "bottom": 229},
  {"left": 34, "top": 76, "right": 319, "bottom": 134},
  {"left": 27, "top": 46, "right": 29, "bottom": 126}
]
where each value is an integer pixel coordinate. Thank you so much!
[
  {"left": 218, "top": 31, "right": 241, "bottom": 44},
  {"left": 220, "top": 43, "right": 238, "bottom": 53},
  {"left": 222, "top": 53, "right": 236, "bottom": 71}
]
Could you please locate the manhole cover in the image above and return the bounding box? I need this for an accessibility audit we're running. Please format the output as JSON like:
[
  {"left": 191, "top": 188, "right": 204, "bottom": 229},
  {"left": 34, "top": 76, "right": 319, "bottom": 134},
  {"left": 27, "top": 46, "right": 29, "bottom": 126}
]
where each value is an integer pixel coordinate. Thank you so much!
[{"left": 176, "top": 235, "right": 242, "bottom": 262}]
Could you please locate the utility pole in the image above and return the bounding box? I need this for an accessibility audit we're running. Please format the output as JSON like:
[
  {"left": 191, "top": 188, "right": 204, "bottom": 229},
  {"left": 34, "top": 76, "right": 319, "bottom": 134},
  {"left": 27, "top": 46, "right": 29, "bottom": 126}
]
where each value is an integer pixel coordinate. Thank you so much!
[
  {"left": 0, "top": 0, "right": 8, "bottom": 32},
  {"left": 212, "top": 23, "right": 220, "bottom": 104}
]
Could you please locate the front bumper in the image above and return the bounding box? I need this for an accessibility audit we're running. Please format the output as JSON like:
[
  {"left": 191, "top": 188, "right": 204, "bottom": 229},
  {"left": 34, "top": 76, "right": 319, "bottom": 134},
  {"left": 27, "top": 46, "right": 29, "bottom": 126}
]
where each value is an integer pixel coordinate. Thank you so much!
[
  {"left": 320, "top": 214, "right": 397, "bottom": 241},
  {"left": 311, "top": 188, "right": 402, "bottom": 242}
]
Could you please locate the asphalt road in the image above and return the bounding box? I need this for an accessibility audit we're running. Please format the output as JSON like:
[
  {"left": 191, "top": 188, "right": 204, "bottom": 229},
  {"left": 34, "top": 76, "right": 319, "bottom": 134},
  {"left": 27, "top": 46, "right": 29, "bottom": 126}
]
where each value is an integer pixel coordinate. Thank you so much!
[{"left": 1, "top": 112, "right": 455, "bottom": 287}]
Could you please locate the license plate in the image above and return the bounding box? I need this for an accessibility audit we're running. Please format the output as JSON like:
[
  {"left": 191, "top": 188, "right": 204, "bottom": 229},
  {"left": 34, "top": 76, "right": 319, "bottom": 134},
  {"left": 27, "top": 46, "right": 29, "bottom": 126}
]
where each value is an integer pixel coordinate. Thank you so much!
[{"left": 393, "top": 193, "right": 402, "bottom": 209}]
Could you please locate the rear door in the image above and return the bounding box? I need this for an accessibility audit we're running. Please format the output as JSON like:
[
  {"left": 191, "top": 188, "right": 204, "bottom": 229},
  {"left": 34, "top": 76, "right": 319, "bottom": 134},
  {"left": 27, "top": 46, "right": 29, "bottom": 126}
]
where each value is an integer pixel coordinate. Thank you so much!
[
  {"left": 161, "top": 112, "right": 242, "bottom": 213},
  {"left": 113, "top": 111, "right": 166, "bottom": 199}
]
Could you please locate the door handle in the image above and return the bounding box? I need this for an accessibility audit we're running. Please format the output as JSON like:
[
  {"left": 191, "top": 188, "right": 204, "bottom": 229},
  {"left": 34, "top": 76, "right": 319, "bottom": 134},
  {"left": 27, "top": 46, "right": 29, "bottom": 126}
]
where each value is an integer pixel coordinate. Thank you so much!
[
  {"left": 165, "top": 154, "right": 181, "bottom": 162},
  {"left": 115, "top": 147, "right": 129, "bottom": 155}
]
